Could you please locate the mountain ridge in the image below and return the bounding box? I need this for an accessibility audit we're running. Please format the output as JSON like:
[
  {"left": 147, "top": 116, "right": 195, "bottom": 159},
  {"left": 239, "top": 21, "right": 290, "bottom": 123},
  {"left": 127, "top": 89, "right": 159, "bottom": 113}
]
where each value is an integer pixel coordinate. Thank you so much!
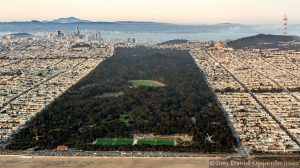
[
  {"left": 48, "top": 17, "right": 91, "bottom": 23},
  {"left": 0, "top": 17, "right": 241, "bottom": 26}
]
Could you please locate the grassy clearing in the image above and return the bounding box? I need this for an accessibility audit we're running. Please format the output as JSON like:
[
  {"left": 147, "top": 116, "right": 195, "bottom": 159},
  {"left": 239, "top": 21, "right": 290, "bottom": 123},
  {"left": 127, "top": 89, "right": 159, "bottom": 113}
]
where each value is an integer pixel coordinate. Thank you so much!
[
  {"left": 137, "top": 139, "right": 176, "bottom": 146},
  {"left": 129, "top": 80, "right": 165, "bottom": 87},
  {"left": 94, "top": 138, "right": 133, "bottom": 146}
]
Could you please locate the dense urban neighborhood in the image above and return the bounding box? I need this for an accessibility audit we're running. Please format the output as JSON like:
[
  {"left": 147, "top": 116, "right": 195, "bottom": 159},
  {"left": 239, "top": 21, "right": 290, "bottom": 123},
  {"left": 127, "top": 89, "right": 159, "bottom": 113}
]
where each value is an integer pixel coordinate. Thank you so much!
[{"left": 0, "top": 37, "right": 114, "bottom": 146}]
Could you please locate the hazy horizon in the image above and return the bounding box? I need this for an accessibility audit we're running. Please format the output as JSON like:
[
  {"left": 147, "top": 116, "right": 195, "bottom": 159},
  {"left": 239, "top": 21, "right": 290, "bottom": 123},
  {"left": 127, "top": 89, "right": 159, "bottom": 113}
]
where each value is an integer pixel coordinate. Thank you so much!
[{"left": 0, "top": 0, "right": 299, "bottom": 24}]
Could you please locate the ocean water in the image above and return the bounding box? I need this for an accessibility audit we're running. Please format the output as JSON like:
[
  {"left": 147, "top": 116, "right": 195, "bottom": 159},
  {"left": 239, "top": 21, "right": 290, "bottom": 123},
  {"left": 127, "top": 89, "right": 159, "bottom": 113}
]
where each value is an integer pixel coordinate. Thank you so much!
[
  {"left": 100, "top": 32, "right": 256, "bottom": 42},
  {"left": 0, "top": 31, "right": 257, "bottom": 42}
]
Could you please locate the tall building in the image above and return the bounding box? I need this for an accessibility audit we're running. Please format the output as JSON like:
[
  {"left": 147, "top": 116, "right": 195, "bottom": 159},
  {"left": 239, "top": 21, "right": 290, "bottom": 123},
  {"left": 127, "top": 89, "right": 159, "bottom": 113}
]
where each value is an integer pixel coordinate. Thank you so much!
[
  {"left": 57, "top": 30, "right": 64, "bottom": 39},
  {"left": 76, "top": 27, "right": 80, "bottom": 36},
  {"left": 95, "top": 32, "right": 101, "bottom": 41},
  {"left": 58, "top": 30, "right": 62, "bottom": 38},
  {"left": 126, "top": 38, "right": 136, "bottom": 43}
]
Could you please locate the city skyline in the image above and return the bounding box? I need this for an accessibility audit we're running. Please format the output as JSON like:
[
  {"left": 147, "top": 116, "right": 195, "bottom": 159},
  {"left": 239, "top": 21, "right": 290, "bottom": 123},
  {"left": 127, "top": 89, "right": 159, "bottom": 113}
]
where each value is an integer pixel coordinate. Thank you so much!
[{"left": 0, "top": 0, "right": 299, "bottom": 24}]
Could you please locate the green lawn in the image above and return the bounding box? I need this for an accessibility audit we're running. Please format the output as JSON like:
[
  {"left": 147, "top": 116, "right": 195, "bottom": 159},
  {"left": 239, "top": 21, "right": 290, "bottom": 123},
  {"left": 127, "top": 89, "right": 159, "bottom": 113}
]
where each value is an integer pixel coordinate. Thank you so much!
[
  {"left": 129, "top": 80, "right": 165, "bottom": 87},
  {"left": 137, "top": 139, "right": 175, "bottom": 146},
  {"left": 95, "top": 138, "right": 133, "bottom": 146}
]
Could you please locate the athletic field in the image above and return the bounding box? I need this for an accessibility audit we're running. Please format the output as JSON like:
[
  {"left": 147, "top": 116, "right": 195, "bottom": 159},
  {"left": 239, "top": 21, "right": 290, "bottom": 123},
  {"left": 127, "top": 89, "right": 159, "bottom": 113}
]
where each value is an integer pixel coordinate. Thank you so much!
[
  {"left": 94, "top": 138, "right": 133, "bottom": 146},
  {"left": 129, "top": 80, "right": 165, "bottom": 87},
  {"left": 137, "top": 139, "right": 176, "bottom": 146}
]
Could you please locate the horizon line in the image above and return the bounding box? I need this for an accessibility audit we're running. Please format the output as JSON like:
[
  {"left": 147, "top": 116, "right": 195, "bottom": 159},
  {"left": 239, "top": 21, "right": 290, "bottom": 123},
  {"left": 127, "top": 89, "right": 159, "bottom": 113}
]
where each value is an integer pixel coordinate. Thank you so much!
[{"left": 0, "top": 19, "right": 292, "bottom": 26}]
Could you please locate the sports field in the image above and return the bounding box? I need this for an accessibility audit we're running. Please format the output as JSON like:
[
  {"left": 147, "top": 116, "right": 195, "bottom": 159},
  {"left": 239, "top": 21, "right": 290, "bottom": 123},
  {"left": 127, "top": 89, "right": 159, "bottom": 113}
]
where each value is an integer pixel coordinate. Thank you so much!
[
  {"left": 129, "top": 80, "right": 166, "bottom": 87},
  {"left": 137, "top": 139, "right": 176, "bottom": 146},
  {"left": 94, "top": 138, "right": 133, "bottom": 146}
]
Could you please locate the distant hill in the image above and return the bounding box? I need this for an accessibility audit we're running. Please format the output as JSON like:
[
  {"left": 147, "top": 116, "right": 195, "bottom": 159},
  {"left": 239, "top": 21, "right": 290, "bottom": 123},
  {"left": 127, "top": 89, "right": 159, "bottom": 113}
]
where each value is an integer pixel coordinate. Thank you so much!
[
  {"left": 158, "top": 39, "right": 189, "bottom": 45},
  {"left": 49, "top": 17, "right": 91, "bottom": 23},
  {"left": 227, "top": 34, "right": 300, "bottom": 50},
  {"left": 2, "top": 33, "right": 34, "bottom": 39}
]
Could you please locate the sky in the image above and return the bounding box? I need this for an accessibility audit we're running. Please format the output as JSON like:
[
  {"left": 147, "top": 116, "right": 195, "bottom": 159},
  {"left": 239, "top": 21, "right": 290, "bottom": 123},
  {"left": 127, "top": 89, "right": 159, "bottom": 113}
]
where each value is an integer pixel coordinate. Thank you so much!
[{"left": 0, "top": 0, "right": 299, "bottom": 24}]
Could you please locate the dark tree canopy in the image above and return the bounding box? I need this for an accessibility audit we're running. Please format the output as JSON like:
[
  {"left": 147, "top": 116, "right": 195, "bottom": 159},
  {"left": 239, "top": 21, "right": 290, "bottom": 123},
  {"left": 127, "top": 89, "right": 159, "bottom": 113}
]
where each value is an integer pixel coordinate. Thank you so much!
[{"left": 8, "top": 47, "right": 237, "bottom": 152}]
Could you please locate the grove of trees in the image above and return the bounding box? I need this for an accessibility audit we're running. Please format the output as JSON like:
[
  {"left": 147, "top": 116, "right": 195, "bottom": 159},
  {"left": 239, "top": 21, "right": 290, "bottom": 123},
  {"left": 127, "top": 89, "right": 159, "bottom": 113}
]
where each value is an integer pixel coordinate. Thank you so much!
[{"left": 8, "top": 47, "right": 237, "bottom": 153}]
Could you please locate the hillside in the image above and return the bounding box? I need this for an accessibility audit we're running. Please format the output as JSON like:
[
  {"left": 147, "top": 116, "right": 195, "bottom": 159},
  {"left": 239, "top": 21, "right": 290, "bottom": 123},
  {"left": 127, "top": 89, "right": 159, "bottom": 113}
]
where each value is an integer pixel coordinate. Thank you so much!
[
  {"left": 158, "top": 39, "right": 189, "bottom": 45},
  {"left": 227, "top": 34, "right": 300, "bottom": 50},
  {"left": 8, "top": 47, "right": 237, "bottom": 152},
  {"left": 50, "top": 17, "right": 91, "bottom": 23},
  {"left": 2, "top": 33, "right": 34, "bottom": 39}
]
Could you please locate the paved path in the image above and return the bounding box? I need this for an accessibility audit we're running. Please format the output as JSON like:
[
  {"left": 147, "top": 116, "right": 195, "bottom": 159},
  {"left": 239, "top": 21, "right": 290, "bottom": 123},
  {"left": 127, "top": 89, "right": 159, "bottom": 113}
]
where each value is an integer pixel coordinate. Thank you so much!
[{"left": 0, "top": 60, "right": 23, "bottom": 68}]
